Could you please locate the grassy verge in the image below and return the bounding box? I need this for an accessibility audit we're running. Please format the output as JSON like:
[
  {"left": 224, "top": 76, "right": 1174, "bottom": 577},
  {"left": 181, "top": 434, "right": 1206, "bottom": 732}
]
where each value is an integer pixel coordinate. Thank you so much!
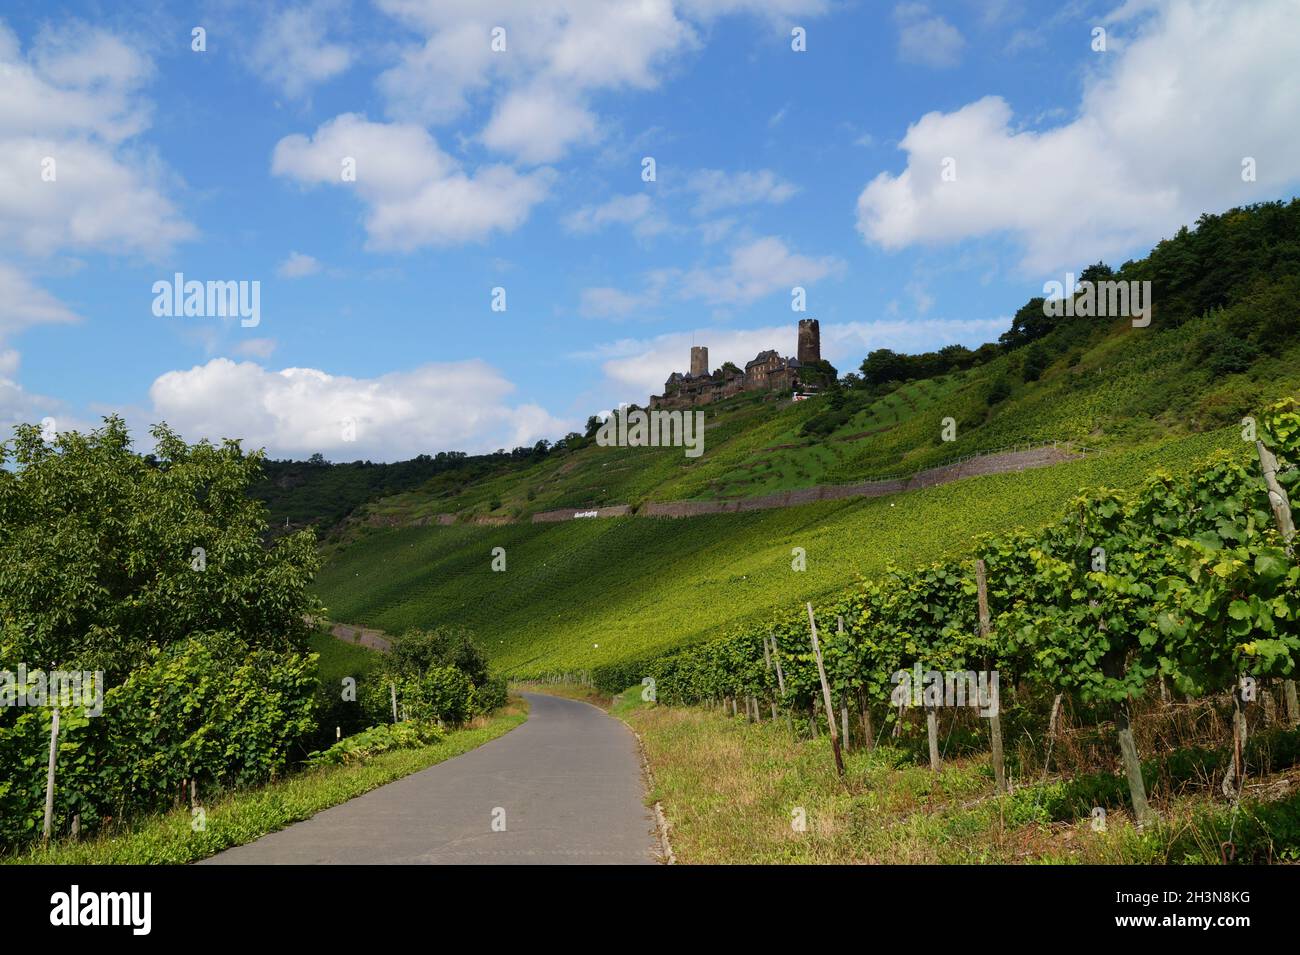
[
  {"left": 5, "top": 699, "right": 528, "bottom": 865},
  {"left": 624, "top": 703, "right": 1300, "bottom": 864}
]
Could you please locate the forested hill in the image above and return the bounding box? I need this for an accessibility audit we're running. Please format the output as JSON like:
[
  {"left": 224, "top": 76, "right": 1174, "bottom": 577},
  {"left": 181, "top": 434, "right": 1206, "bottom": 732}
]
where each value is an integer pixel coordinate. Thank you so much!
[{"left": 256, "top": 199, "right": 1300, "bottom": 538}]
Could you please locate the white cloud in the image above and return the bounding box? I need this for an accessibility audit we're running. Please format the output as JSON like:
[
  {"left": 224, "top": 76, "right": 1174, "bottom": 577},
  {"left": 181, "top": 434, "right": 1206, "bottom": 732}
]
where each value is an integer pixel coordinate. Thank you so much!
[
  {"left": 894, "top": 3, "right": 965, "bottom": 69},
  {"left": 233, "top": 338, "right": 278, "bottom": 359},
  {"left": 578, "top": 235, "right": 842, "bottom": 317},
  {"left": 480, "top": 84, "right": 599, "bottom": 164},
  {"left": 678, "top": 236, "right": 843, "bottom": 306},
  {"left": 248, "top": 2, "right": 353, "bottom": 100},
  {"left": 271, "top": 113, "right": 553, "bottom": 251},
  {"left": 0, "top": 263, "right": 80, "bottom": 338},
  {"left": 373, "top": 0, "right": 827, "bottom": 165},
  {"left": 562, "top": 193, "right": 667, "bottom": 238},
  {"left": 148, "top": 358, "right": 571, "bottom": 460},
  {"left": 0, "top": 22, "right": 193, "bottom": 258},
  {"left": 686, "top": 169, "right": 799, "bottom": 214},
  {"left": 859, "top": 0, "right": 1300, "bottom": 273},
  {"left": 277, "top": 251, "right": 321, "bottom": 278},
  {"left": 0, "top": 264, "right": 80, "bottom": 431}
]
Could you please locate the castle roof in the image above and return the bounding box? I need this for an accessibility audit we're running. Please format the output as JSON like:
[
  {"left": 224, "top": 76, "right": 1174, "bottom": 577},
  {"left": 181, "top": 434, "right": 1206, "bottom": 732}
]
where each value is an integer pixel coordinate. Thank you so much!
[{"left": 745, "top": 349, "right": 781, "bottom": 369}]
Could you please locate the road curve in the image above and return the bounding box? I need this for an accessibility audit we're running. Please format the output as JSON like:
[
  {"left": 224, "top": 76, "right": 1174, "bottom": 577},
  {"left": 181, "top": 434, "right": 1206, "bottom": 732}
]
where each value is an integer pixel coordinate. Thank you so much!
[{"left": 203, "top": 692, "right": 660, "bottom": 865}]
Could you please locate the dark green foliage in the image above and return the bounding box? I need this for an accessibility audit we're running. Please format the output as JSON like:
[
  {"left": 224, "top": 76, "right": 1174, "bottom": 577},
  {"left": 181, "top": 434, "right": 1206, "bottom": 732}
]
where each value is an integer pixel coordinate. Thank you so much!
[
  {"left": 354, "top": 627, "right": 505, "bottom": 727},
  {"left": 388, "top": 626, "right": 491, "bottom": 687},
  {"left": 0, "top": 416, "right": 320, "bottom": 678},
  {"left": 985, "top": 377, "right": 1012, "bottom": 406},
  {"left": 0, "top": 418, "right": 324, "bottom": 849},
  {"left": 0, "top": 635, "right": 318, "bottom": 847},
  {"left": 1021, "top": 343, "right": 1050, "bottom": 382}
]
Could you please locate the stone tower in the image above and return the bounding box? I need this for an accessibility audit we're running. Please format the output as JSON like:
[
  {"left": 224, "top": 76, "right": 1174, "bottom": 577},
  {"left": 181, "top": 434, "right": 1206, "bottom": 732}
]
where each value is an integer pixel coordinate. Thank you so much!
[
  {"left": 797, "top": 319, "right": 820, "bottom": 364},
  {"left": 690, "top": 345, "right": 709, "bottom": 377}
]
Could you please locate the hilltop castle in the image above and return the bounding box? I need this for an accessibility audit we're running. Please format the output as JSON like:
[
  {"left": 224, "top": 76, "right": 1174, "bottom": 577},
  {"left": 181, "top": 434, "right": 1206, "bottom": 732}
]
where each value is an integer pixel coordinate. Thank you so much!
[{"left": 650, "top": 319, "right": 822, "bottom": 409}]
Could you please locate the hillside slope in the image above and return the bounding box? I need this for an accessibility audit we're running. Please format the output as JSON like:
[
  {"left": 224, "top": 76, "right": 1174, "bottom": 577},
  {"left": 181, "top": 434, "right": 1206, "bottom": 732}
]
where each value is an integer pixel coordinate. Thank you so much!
[
  {"left": 272, "top": 200, "right": 1300, "bottom": 536},
  {"left": 317, "top": 428, "right": 1240, "bottom": 677},
  {"left": 312, "top": 200, "right": 1300, "bottom": 676}
]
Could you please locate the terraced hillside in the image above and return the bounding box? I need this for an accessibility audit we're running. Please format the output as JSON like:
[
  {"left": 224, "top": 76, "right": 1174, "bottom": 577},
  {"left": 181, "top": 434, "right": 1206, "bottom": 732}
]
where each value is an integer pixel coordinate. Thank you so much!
[
  {"left": 317, "top": 428, "right": 1242, "bottom": 676},
  {"left": 312, "top": 200, "right": 1300, "bottom": 677}
]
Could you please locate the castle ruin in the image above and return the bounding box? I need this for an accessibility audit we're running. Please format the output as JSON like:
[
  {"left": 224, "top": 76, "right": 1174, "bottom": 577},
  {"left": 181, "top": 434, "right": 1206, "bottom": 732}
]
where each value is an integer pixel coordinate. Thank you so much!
[{"left": 650, "top": 319, "right": 822, "bottom": 409}]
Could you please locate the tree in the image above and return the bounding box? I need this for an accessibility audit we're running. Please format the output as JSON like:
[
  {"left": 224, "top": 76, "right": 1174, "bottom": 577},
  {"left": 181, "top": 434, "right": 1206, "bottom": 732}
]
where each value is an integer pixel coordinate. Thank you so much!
[
  {"left": 860, "top": 349, "right": 909, "bottom": 387},
  {"left": 0, "top": 416, "right": 320, "bottom": 678},
  {"left": 1021, "top": 342, "right": 1050, "bottom": 382},
  {"left": 998, "top": 297, "right": 1051, "bottom": 350},
  {"left": 387, "top": 626, "right": 491, "bottom": 687}
]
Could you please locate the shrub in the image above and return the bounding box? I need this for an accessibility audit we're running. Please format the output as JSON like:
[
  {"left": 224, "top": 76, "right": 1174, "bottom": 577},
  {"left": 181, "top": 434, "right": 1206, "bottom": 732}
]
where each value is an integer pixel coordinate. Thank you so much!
[
  {"left": 389, "top": 626, "right": 490, "bottom": 686},
  {"left": 0, "top": 634, "right": 317, "bottom": 848},
  {"left": 306, "top": 720, "right": 444, "bottom": 767}
]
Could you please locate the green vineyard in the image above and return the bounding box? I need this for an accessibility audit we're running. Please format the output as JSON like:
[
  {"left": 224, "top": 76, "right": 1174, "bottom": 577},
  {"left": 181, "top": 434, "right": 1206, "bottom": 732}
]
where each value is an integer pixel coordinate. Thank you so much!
[{"left": 628, "top": 400, "right": 1300, "bottom": 830}]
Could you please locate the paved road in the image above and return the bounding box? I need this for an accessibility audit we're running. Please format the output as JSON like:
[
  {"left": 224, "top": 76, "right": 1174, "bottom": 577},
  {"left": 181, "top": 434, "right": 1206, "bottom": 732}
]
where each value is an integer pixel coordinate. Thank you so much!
[{"left": 203, "top": 692, "right": 660, "bottom": 865}]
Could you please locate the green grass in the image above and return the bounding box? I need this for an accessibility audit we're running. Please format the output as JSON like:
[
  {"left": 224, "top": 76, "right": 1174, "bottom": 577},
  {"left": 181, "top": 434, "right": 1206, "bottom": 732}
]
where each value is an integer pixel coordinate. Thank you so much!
[
  {"left": 624, "top": 702, "right": 1300, "bottom": 864},
  {"left": 6, "top": 702, "right": 527, "bottom": 865},
  {"left": 317, "top": 428, "right": 1241, "bottom": 677},
  {"left": 309, "top": 629, "right": 383, "bottom": 684}
]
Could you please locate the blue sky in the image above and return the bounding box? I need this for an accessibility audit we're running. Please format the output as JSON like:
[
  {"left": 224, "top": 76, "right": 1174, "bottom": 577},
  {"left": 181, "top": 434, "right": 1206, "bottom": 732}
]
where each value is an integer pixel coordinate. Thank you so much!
[{"left": 3, "top": 0, "right": 1298, "bottom": 460}]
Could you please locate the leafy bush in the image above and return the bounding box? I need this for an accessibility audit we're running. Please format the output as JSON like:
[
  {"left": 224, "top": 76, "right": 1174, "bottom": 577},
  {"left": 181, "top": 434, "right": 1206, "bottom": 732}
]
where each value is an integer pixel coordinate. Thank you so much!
[
  {"left": 372, "top": 627, "right": 505, "bottom": 725},
  {"left": 306, "top": 720, "right": 445, "bottom": 767},
  {"left": 388, "top": 626, "right": 490, "bottom": 686},
  {"left": 1187, "top": 327, "right": 1260, "bottom": 377},
  {"left": 473, "top": 674, "right": 509, "bottom": 713},
  {"left": 985, "top": 377, "right": 1012, "bottom": 406},
  {"left": 400, "top": 666, "right": 476, "bottom": 724},
  {"left": 0, "top": 418, "right": 322, "bottom": 849},
  {"left": 0, "top": 634, "right": 317, "bottom": 847}
]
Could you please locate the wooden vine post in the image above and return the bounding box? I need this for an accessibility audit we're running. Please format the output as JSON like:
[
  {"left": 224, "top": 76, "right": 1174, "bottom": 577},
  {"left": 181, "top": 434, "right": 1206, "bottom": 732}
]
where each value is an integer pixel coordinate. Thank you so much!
[
  {"left": 1099, "top": 611, "right": 1155, "bottom": 827},
  {"left": 975, "top": 559, "right": 1007, "bottom": 793},
  {"left": 807, "top": 603, "right": 845, "bottom": 777},
  {"left": 1222, "top": 680, "right": 1248, "bottom": 800},
  {"left": 1256, "top": 439, "right": 1299, "bottom": 728},
  {"left": 42, "top": 706, "right": 59, "bottom": 848},
  {"left": 837, "top": 616, "right": 850, "bottom": 750},
  {"left": 768, "top": 633, "right": 793, "bottom": 734},
  {"left": 1117, "top": 701, "right": 1154, "bottom": 826},
  {"left": 925, "top": 707, "right": 941, "bottom": 772},
  {"left": 859, "top": 687, "right": 874, "bottom": 751},
  {"left": 761, "top": 637, "right": 774, "bottom": 720}
]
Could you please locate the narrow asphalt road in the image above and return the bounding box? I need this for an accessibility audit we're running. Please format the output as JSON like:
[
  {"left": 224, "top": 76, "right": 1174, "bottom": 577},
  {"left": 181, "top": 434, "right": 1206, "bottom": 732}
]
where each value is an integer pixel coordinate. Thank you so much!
[{"left": 202, "top": 692, "right": 660, "bottom": 865}]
